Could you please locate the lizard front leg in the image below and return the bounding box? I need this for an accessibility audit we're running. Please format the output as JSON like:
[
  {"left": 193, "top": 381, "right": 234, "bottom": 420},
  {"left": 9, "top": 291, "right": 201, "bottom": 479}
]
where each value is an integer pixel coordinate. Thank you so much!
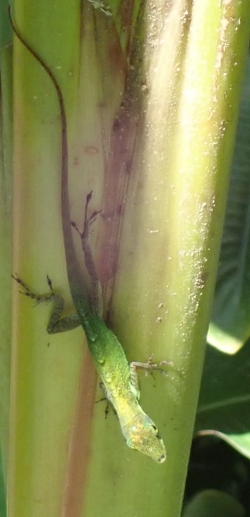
[
  {"left": 12, "top": 274, "right": 80, "bottom": 334},
  {"left": 129, "top": 356, "right": 170, "bottom": 399}
]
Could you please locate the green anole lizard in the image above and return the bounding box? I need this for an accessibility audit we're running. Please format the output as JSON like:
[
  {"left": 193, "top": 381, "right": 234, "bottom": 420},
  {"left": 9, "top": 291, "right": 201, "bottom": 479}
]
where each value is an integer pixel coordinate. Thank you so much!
[{"left": 10, "top": 11, "right": 167, "bottom": 464}]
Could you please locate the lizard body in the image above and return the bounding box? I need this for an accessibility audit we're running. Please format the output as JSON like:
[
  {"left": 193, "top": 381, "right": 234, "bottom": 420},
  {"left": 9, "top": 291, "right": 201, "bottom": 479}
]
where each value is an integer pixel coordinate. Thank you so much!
[{"left": 10, "top": 11, "right": 167, "bottom": 463}]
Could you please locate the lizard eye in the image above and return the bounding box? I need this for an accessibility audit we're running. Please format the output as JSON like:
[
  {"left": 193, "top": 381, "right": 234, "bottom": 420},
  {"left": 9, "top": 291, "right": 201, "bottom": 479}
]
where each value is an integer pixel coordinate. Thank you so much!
[{"left": 151, "top": 423, "right": 161, "bottom": 438}]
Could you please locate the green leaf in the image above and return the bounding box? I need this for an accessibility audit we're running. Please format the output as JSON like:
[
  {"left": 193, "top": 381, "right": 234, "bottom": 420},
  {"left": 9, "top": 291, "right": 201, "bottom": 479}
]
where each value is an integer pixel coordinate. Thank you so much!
[
  {"left": 196, "top": 342, "right": 250, "bottom": 459},
  {"left": 183, "top": 490, "right": 245, "bottom": 517},
  {"left": 0, "top": 0, "right": 12, "bottom": 47},
  {"left": 208, "top": 53, "right": 250, "bottom": 354},
  {"left": 204, "top": 432, "right": 250, "bottom": 460}
]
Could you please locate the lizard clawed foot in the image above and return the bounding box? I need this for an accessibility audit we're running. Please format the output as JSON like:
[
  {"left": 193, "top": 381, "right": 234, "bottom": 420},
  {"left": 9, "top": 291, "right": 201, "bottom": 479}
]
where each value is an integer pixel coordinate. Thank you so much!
[
  {"left": 95, "top": 382, "right": 116, "bottom": 419},
  {"left": 146, "top": 354, "right": 173, "bottom": 377},
  {"left": 71, "top": 190, "right": 102, "bottom": 242},
  {"left": 12, "top": 274, "right": 56, "bottom": 306},
  {"left": 131, "top": 355, "right": 173, "bottom": 378},
  {"left": 88, "top": 0, "right": 113, "bottom": 16},
  {"left": 71, "top": 191, "right": 103, "bottom": 318},
  {"left": 95, "top": 396, "right": 110, "bottom": 418}
]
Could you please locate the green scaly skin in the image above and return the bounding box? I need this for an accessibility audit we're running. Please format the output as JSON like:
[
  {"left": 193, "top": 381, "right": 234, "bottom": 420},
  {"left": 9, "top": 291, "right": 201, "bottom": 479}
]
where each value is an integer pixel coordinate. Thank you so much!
[{"left": 10, "top": 10, "right": 167, "bottom": 463}]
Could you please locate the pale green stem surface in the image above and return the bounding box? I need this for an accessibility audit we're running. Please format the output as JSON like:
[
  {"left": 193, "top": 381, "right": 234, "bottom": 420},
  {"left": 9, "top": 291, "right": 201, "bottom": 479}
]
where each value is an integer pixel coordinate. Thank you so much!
[
  {"left": 5, "top": 0, "right": 250, "bottom": 517},
  {"left": 0, "top": 43, "right": 13, "bottom": 484}
]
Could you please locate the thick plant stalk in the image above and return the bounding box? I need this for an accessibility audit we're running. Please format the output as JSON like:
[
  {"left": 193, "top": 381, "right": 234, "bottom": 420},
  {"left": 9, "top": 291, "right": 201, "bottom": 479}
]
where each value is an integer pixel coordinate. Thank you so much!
[
  {"left": 6, "top": 1, "right": 250, "bottom": 517},
  {"left": 0, "top": 42, "right": 13, "bottom": 485}
]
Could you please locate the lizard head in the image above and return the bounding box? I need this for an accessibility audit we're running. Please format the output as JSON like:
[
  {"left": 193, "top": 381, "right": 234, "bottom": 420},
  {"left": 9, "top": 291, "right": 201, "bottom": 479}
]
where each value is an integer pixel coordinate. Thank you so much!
[{"left": 122, "top": 411, "right": 166, "bottom": 463}]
